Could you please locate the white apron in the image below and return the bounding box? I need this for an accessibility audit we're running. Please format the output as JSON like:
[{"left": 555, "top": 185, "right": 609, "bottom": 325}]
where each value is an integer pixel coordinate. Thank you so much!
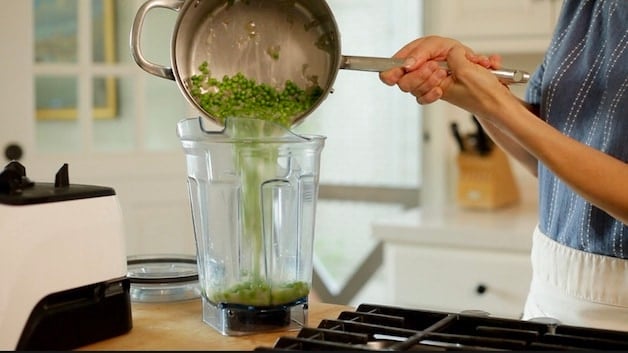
[{"left": 522, "top": 225, "right": 628, "bottom": 332}]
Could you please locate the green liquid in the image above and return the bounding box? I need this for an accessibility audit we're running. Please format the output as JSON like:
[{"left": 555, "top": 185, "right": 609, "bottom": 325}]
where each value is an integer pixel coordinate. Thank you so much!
[{"left": 209, "top": 280, "right": 310, "bottom": 307}]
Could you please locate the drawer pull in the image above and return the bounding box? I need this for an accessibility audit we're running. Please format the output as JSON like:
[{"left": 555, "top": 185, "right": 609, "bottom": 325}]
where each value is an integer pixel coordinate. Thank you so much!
[{"left": 475, "top": 284, "right": 487, "bottom": 295}]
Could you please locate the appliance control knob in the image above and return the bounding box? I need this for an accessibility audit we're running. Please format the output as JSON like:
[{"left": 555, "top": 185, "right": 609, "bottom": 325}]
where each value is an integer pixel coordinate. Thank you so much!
[{"left": 4, "top": 143, "right": 23, "bottom": 161}]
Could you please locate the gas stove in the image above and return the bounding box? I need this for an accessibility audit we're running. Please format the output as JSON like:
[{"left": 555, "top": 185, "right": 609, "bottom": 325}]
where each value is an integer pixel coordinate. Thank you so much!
[{"left": 256, "top": 303, "right": 628, "bottom": 351}]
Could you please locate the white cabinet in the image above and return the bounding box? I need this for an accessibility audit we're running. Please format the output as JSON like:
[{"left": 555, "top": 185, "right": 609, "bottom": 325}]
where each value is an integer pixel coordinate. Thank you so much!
[
  {"left": 387, "top": 242, "right": 531, "bottom": 319},
  {"left": 372, "top": 202, "right": 538, "bottom": 319},
  {"left": 424, "top": 0, "right": 564, "bottom": 53}
]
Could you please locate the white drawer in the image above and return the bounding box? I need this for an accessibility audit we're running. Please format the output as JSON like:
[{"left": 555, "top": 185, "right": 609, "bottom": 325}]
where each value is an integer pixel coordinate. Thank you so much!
[{"left": 386, "top": 244, "right": 532, "bottom": 319}]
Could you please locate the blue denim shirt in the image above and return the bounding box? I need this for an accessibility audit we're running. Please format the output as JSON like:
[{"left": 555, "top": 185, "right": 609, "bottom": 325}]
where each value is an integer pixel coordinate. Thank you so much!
[{"left": 525, "top": 0, "right": 627, "bottom": 259}]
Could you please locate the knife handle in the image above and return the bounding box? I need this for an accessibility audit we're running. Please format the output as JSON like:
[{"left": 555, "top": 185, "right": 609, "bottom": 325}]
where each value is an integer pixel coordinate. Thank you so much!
[
  {"left": 450, "top": 122, "right": 466, "bottom": 152},
  {"left": 471, "top": 115, "right": 492, "bottom": 156}
]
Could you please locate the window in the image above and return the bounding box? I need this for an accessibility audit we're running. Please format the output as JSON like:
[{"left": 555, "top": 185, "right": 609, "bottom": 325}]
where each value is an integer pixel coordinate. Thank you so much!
[{"left": 32, "top": 0, "right": 189, "bottom": 153}]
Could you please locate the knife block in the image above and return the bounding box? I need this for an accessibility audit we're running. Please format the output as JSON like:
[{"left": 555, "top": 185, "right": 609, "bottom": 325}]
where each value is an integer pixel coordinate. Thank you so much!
[{"left": 456, "top": 146, "right": 520, "bottom": 209}]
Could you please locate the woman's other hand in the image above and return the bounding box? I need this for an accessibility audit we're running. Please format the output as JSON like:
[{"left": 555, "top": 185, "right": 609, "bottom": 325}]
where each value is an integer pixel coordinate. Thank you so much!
[{"left": 439, "top": 45, "right": 515, "bottom": 123}]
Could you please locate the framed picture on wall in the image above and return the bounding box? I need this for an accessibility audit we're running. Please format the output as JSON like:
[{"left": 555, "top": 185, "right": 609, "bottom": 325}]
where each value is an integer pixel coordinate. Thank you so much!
[{"left": 34, "top": 0, "right": 118, "bottom": 120}]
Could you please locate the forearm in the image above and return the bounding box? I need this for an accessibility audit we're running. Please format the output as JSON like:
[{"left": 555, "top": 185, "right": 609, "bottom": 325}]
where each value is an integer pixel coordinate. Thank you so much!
[
  {"left": 475, "top": 116, "right": 538, "bottom": 177},
  {"left": 475, "top": 98, "right": 540, "bottom": 177}
]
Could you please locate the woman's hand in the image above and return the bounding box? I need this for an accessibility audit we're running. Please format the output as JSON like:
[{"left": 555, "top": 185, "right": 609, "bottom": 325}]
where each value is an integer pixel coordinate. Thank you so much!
[
  {"left": 379, "top": 35, "right": 501, "bottom": 106},
  {"left": 438, "top": 45, "right": 519, "bottom": 125}
]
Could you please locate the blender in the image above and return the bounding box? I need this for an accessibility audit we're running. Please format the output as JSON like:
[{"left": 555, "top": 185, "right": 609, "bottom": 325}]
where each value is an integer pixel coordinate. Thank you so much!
[{"left": 177, "top": 117, "right": 325, "bottom": 335}]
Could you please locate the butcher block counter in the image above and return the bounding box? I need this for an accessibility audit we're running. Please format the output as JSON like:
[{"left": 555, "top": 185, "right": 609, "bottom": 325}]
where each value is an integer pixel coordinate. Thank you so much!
[{"left": 79, "top": 299, "right": 352, "bottom": 351}]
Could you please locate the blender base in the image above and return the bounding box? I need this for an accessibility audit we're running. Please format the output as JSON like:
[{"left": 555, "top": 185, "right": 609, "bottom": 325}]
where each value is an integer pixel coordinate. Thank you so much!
[{"left": 201, "top": 297, "right": 308, "bottom": 336}]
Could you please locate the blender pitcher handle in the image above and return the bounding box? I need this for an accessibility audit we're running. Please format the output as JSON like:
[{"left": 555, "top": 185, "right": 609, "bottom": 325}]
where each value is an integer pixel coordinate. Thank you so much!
[{"left": 130, "top": 0, "right": 184, "bottom": 81}]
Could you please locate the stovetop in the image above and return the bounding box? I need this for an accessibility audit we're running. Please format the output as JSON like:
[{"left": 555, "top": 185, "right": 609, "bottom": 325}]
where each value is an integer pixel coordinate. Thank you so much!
[{"left": 256, "top": 303, "right": 628, "bottom": 351}]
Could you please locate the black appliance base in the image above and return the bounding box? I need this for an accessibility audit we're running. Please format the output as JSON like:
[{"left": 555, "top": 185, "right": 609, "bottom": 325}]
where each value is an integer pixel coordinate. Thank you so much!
[{"left": 16, "top": 277, "right": 132, "bottom": 350}]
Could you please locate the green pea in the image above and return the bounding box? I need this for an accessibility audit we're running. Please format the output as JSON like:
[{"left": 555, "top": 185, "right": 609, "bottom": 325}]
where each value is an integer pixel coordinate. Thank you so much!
[{"left": 189, "top": 61, "right": 323, "bottom": 127}]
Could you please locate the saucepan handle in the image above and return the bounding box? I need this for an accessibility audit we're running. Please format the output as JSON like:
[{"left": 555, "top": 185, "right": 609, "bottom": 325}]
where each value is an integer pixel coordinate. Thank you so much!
[
  {"left": 340, "top": 55, "right": 530, "bottom": 84},
  {"left": 130, "top": 0, "right": 184, "bottom": 81}
]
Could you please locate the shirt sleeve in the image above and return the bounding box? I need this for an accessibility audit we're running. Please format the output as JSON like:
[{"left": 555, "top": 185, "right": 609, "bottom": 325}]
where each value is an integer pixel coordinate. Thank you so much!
[{"left": 524, "top": 61, "right": 544, "bottom": 107}]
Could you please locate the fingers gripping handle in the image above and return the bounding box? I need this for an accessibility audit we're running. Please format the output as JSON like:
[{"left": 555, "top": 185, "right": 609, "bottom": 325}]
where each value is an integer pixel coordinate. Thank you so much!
[{"left": 130, "top": 0, "right": 183, "bottom": 81}]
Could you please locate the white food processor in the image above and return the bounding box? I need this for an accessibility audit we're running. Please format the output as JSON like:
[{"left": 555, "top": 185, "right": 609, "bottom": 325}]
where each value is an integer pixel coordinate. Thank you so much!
[{"left": 0, "top": 161, "right": 132, "bottom": 350}]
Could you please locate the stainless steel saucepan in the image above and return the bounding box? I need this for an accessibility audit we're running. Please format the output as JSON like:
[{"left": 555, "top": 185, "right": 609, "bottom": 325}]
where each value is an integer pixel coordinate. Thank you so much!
[{"left": 131, "top": 0, "right": 529, "bottom": 127}]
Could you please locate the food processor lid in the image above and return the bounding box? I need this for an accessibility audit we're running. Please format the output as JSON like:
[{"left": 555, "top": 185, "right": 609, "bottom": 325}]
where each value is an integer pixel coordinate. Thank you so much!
[
  {"left": 0, "top": 161, "right": 115, "bottom": 205},
  {"left": 126, "top": 255, "right": 200, "bottom": 302}
]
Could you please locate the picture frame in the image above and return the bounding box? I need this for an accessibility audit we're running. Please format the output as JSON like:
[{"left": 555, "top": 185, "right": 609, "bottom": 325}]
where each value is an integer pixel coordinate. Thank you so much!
[{"left": 35, "top": 0, "right": 118, "bottom": 120}]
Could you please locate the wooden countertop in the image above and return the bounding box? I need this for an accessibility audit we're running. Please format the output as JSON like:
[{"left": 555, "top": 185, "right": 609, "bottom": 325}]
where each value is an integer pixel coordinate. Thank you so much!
[{"left": 79, "top": 299, "right": 353, "bottom": 351}]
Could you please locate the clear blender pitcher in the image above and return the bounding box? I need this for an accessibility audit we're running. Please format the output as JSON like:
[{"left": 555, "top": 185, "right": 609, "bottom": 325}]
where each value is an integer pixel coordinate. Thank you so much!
[{"left": 177, "top": 117, "right": 325, "bottom": 335}]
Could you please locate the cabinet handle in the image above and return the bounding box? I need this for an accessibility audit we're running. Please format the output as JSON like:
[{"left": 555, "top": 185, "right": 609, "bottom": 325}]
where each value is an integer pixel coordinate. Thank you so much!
[{"left": 475, "top": 284, "right": 487, "bottom": 295}]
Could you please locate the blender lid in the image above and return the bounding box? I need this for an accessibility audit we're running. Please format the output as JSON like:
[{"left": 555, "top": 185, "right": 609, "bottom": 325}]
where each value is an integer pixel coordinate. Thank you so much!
[
  {"left": 0, "top": 161, "right": 115, "bottom": 205},
  {"left": 126, "top": 255, "right": 200, "bottom": 302}
]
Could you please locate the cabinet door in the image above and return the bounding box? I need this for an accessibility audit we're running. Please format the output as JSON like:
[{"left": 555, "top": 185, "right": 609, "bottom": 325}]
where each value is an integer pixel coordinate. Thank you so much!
[
  {"left": 387, "top": 244, "right": 531, "bottom": 319},
  {"left": 425, "top": 0, "right": 561, "bottom": 53}
]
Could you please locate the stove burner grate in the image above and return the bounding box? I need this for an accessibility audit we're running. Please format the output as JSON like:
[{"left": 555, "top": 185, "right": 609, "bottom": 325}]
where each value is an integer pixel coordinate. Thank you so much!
[{"left": 255, "top": 303, "right": 628, "bottom": 351}]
